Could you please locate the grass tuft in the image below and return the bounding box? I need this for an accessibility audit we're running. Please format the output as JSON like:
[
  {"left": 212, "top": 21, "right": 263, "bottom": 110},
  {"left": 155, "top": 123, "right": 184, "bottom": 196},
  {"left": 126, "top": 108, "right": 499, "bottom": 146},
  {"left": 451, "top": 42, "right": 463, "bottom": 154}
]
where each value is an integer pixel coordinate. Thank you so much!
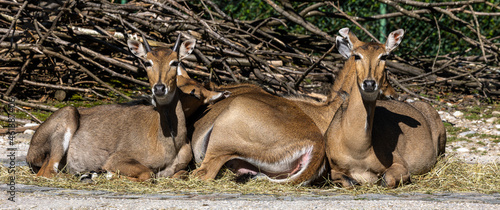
[{"left": 1, "top": 155, "right": 498, "bottom": 196}]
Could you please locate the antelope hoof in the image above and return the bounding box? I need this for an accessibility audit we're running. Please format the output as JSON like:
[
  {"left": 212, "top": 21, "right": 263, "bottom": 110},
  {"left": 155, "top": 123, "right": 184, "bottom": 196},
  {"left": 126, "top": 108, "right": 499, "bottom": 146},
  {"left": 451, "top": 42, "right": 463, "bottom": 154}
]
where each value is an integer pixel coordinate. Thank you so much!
[
  {"left": 172, "top": 170, "right": 189, "bottom": 180},
  {"left": 79, "top": 171, "right": 99, "bottom": 183},
  {"left": 332, "top": 174, "right": 359, "bottom": 188},
  {"left": 380, "top": 174, "right": 395, "bottom": 188},
  {"left": 380, "top": 171, "right": 411, "bottom": 188},
  {"left": 341, "top": 175, "right": 360, "bottom": 188},
  {"left": 191, "top": 168, "right": 208, "bottom": 180},
  {"left": 36, "top": 168, "right": 56, "bottom": 178},
  {"left": 380, "top": 173, "right": 410, "bottom": 188}
]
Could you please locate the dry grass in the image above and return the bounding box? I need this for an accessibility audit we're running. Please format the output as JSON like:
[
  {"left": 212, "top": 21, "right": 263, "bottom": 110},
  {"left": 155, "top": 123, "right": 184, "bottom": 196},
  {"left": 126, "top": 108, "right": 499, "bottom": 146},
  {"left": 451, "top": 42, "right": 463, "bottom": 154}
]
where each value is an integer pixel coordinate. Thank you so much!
[{"left": 1, "top": 155, "right": 498, "bottom": 196}]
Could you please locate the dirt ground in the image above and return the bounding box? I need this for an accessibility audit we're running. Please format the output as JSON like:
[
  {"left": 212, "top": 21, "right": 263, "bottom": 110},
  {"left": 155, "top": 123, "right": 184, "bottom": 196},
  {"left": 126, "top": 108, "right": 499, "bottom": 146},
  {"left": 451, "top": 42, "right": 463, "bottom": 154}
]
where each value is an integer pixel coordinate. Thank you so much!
[{"left": 1, "top": 107, "right": 499, "bottom": 209}]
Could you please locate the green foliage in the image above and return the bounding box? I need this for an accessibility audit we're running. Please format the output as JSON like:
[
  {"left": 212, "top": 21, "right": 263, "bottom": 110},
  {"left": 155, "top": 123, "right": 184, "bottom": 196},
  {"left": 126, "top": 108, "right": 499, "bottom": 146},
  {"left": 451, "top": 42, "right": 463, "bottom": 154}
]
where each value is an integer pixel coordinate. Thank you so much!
[
  {"left": 211, "top": 0, "right": 499, "bottom": 58},
  {"left": 212, "top": 0, "right": 276, "bottom": 20}
]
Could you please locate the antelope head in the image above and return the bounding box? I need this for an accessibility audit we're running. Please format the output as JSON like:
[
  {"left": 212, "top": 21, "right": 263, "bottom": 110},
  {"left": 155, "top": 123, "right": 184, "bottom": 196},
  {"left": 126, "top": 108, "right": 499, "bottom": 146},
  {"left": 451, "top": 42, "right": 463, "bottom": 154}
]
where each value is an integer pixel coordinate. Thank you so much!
[
  {"left": 336, "top": 28, "right": 404, "bottom": 101},
  {"left": 128, "top": 34, "right": 196, "bottom": 106}
]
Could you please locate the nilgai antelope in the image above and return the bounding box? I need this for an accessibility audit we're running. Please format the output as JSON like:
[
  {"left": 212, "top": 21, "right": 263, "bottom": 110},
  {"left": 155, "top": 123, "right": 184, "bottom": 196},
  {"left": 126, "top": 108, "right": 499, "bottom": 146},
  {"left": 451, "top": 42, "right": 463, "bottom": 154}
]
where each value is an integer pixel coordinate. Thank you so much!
[
  {"left": 324, "top": 28, "right": 446, "bottom": 188},
  {"left": 26, "top": 36, "right": 220, "bottom": 181},
  {"left": 190, "top": 28, "right": 444, "bottom": 187},
  {"left": 190, "top": 83, "right": 327, "bottom": 185}
]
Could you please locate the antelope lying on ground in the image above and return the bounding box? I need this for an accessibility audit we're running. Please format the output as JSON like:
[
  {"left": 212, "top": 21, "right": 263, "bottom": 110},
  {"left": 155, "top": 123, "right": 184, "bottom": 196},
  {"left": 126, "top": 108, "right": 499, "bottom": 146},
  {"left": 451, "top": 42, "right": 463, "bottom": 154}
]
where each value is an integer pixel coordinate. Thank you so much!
[
  {"left": 324, "top": 28, "right": 446, "bottom": 188},
  {"left": 190, "top": 28, "right": 444, "bottom": 187},
  {"left": 26, "top": 36, "right": 223, "bottom": 181},
  {"left": 191, "top": 83, "right": 327, "bottom": 185}
]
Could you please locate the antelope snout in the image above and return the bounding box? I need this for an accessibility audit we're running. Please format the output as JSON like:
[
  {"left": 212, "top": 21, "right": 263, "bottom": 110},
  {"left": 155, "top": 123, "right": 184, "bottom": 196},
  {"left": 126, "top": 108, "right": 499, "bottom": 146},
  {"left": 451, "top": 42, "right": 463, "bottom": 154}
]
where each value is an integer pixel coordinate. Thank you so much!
[
  {"left": 362, "top": 80, "right": 377, "bottom": 92},
  {"left": 153, "top": 84, "right": 167, "bottom": 96}
]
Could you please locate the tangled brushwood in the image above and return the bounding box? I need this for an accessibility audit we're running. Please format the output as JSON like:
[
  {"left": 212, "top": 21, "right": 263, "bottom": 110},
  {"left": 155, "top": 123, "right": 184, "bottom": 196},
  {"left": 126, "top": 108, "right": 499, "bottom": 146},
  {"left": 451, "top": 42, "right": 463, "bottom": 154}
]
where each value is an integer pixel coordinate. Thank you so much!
[{"left": 0, "top": 0, "right": 499, "bottom": 116}]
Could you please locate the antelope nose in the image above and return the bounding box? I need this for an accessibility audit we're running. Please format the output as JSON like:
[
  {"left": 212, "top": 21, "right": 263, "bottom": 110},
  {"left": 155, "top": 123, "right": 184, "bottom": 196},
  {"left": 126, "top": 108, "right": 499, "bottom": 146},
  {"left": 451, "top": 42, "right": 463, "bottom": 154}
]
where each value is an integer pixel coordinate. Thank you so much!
[
  {"left": 153, "top": 84, "right": 166, "bottom": 96},
  {"left": 363, "top": 80, "right": 376, "bottom": 92}
]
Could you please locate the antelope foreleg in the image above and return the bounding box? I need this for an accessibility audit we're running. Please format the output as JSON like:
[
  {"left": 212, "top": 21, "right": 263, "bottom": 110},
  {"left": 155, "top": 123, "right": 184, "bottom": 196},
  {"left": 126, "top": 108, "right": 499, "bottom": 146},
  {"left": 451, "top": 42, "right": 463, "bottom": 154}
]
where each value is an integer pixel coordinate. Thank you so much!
[
  {"left": 102, "top": 154, "right": 153, "bottom": 182},
  {"left": 157, "top": 143, "right": 193, "bottom": 179},
  {"left": 192, "top": 154, "right": 233, "bottom": 180},
  {"left": 381, "top": 162, "right": 411, "bottom": 188},
  {"left": 36, "top": 156, "right": 54, "bottom": 178}
]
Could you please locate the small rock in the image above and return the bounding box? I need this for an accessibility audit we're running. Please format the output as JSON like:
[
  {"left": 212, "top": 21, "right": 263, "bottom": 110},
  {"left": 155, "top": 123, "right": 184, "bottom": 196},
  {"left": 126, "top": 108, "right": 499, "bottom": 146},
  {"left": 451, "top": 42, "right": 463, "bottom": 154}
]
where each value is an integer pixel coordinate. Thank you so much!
[
  {"left": 24, "top": 129, "right": 36, "bottom": 135},
  {"left": 24, "top": 123, "right": 39, "bottom": 127},
  {"left": 486, "top": 117, "right": 498, "bottom": 124},
  {"left": 456, "top": 148, "right": 470, "bottom": 153},
  {"left": 495, "top": 124, "right": 500, "bottom": 129},
  {"left": 477, "top": 147, "right": 487, "bottom": 151},
  {"left": 492, "top": 111, "right": 500, "bottom": 116},
  {"left": 458, "top": 130, "right": 476, "bottom": 137},
  {"left": 453, "top": 111, "right": 464, "bottom": 118},
  {"left": 438, "top": 111, "right": 457, "bottom": 123}
]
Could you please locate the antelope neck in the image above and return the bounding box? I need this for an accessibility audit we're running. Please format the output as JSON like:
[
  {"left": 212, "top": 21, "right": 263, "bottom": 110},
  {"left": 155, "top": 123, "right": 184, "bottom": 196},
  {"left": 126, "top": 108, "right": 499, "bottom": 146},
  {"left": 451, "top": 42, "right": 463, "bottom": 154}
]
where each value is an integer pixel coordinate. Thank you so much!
[
  {"left": 341, "top": 75, "right": 378, "bottom": 151},
  {"left": 155, "top": 91, "right": 180, "bottom": 140},
  {"left": 330, "top": 59, "right": 378, "bottom": 150}
]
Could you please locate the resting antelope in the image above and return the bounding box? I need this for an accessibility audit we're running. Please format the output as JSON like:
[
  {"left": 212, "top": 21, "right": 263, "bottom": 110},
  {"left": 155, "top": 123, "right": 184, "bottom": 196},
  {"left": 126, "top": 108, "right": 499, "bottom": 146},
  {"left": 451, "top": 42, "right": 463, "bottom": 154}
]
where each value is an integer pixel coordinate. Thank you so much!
[
  {"left": 190, "top": 28, "right": 444, "bottom": 187},
  {"left": 324, "top": 28, "right": 446, "bottom": 188},
  {"left": 191, "top": 83, "right": 327, "bottom": 184},
  {"left": 26, "top": 35, "right": 222, "bottom": 181}
]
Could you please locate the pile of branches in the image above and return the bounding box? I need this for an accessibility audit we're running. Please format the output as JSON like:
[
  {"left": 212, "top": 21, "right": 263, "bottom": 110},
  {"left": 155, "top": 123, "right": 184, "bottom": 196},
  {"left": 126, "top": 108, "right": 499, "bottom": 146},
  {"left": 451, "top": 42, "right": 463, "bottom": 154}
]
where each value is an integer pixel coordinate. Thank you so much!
[{"left": 1, "top": 0, "right": 499, "bottom": 116}]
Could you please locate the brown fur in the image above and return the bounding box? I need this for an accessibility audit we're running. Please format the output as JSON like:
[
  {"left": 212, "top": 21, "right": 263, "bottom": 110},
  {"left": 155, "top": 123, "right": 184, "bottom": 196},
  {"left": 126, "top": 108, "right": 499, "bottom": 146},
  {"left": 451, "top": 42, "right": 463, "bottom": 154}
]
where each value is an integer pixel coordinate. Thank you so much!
[
  {"left": 191, "top": 84, "right": 326, "bottom": 185},
  {"left": 187, "top": 28, "right": 445, "bottom": 187},
  {"left": 177, "top": 70, "right": 230, "bottom": 118},
  {"left": 26, "top": 37, "right": 225, "bottom": 181},
  {"left": 324, "top": 28, "right": 446, "bottom": 188}
]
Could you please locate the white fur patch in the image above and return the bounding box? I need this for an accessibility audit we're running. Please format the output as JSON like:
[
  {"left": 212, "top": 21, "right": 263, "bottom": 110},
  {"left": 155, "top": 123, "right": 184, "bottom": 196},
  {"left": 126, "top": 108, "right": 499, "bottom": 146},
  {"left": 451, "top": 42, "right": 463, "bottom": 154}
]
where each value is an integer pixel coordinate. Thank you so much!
[
  {"left": 63, "top": 128, "right": 72, "bottom": 153},
  {"left": 152, "top": 86, "right": 175, "bottom": 106},
  {"left": 177, "top": 65, "right": 183, "bottom": 76},
  {"left": 53, "top": 162, "right": 59, "bottom": 172},
  {"left": 151, "top": 97, "right": 157, "bottom": 107},
  {"left": 233, "top": 146, "right": 314, "bottom": 184},
  {"left": 106, "top": 172, "right": 114, "bottom": 180}
]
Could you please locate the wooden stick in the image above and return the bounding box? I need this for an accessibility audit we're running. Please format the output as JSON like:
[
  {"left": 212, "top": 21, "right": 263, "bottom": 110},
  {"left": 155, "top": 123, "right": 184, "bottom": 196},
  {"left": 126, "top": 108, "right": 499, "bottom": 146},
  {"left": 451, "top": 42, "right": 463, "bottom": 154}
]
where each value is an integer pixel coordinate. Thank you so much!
[{"left": 0, "top": 125, "right": 39, "bottom": 134}]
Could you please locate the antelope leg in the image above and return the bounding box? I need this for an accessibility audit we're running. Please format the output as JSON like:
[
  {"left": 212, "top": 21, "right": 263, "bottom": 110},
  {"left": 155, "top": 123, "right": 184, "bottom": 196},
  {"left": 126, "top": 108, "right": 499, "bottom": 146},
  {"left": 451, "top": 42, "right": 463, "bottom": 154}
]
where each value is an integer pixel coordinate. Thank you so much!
[
  {"left": 381, "top": 153, "right": 411, "bottom": 188},
  {"left": 192, "top": 154, "right": 234, "bottom": 180},
  {"left": 102, "top": 153, "right": 153, "bottom": 182}
]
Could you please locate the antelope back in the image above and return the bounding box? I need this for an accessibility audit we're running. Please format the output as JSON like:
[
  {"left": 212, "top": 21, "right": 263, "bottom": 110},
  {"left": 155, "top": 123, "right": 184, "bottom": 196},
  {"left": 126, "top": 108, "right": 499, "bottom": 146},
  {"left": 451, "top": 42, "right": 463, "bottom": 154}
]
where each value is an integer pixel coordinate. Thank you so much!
[
  {"left": 128, "top": 36, "right": 196, "bottom": 106},
  {"left": 335, "top": 28, "right": 404, "bottom": 101}
]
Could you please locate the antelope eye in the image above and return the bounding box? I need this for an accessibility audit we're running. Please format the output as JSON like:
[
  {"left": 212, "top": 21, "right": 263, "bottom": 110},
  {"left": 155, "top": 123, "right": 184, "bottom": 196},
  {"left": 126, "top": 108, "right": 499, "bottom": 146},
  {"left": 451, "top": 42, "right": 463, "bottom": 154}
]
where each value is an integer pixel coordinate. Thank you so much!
[
  {"left": 353, "top": 54, "right": 361, "bottom": 60},
  {"left": 144, "top": 60, "right": 153, "bottom": 67}
]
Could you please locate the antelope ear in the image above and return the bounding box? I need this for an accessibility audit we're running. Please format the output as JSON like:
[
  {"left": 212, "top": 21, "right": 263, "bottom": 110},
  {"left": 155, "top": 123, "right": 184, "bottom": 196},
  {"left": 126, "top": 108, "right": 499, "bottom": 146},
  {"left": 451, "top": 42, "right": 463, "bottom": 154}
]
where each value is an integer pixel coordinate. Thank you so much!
[
  {"left": 336, "top": 36, "right": 352, "bottom": 59},
  {"left": 178, "top": 39, "right": 196, "bottom": 60},
  {"left": 339, "top": 27, "right": 360, "bottom": 48},
  {"left": 127, "top": 39, "right": 147, "bottom": 58},
  {"left": 339, "top": 27, "right": 349, "bottom": 38},
  {"left": 385, "top": 29, "right": 404, "bottom": 53}
]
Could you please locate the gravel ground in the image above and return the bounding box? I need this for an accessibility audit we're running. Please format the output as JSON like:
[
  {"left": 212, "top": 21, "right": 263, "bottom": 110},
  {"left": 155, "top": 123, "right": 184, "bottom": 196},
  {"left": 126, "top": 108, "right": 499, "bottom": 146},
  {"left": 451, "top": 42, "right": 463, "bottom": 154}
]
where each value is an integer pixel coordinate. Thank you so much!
[
  {"left": 1, "top": 107, "right": 499, "bottom": 209},
  {"left": 439, "top": 108, "right": 500, "bottom": 164},
  {"left": 1, "top": 184, "right": 499, "bottom": 209}
]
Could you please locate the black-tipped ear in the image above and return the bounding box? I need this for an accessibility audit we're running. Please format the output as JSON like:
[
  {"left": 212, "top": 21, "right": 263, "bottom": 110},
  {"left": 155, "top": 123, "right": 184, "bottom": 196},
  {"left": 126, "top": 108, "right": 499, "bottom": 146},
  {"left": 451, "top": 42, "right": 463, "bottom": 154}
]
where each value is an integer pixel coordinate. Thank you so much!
[
  {"left": 141, "top": 33, "right": 152, "bottom": 53},
  {"left": 172, "top": 33, "right": 182, "bottom": 52}
]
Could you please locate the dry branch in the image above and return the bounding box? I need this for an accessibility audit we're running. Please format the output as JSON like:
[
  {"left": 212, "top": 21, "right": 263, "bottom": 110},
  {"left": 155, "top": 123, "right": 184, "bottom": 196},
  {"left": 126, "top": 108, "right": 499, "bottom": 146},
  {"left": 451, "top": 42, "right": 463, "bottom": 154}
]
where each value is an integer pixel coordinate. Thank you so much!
[{"left": 0, "top": 0, "right": 498, "bottom": 121}]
